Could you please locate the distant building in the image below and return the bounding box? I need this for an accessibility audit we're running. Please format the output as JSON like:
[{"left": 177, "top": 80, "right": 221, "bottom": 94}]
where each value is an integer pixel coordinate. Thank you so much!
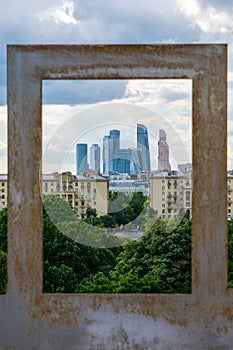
[
  {"left": 113, "top": 149, "right": 131, "bottom": 174},
  {"left": 130, "top": 148, "right": 142, "bottom": 174},
  {"left": 109, "top": 173, "right": 149, "bottom": 195},
  {"left": 76, "top": 143, "right": 88, "bottom": 174},
  {"left": 109, "top": 129, "right": 120, "bottom": 173},
  {"left": 150, "top": 169, "right": 192, "bottom": 220},
  {"left": 0, "top": 174, "right": 7, "bottom": 211},
  {"left": 43, "top": 171, "right": 108, "bottom": 218},
  {"left": 103, "top": 129, "right": 120, "bottom": 175},
  {"left": 137, "top": 123, "right": 151, "bottom": 172},
  {"left": 158, "top": 129, "right": 171, "bottom": 171},
  {"left": 103, "top": 135, "right": 110, "bottom": 175},
  {"left": 90, "top": 144, "right": 100, "bottom": 173}
]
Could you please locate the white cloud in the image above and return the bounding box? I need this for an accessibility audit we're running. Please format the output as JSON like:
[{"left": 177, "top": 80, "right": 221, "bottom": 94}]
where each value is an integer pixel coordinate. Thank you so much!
[
  {"left": 178, "top": 0, "right": 233, "bottom": 40},
  {"left": 38, "top": 0, "right": 78, "bottom": 24},
  {"left": 42, "top": 80, "right": 192, "bottom": 172}
]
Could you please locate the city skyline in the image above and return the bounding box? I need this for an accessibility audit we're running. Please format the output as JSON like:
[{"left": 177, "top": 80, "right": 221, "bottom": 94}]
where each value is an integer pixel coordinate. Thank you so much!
[
  {"left": 1, "top": 0, "right": 233, "bottom": 173},
  {"left": 75, "top": 124, "right": 171, "bottom": 175}
]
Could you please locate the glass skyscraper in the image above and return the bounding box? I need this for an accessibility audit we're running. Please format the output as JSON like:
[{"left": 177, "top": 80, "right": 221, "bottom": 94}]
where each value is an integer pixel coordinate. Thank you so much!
[
  {"left": 137, "top": 123, "right": 151, "bottom": 172},
  {"left": 103, "top": 135, "right": 110, "bottom": 175},
  {"left": 90, "top": 144, "right": 100, "bottom": 173},
  {"left": 76, "top": 143, "right": 88, "bottom": 174},
  {"left": 113, "top": 149, "right": 131, "bottom": 174},
  {"left": 109, "top": 129, "right": 120, "bottom": 172},
  {"left": 103, "top": 129, "right": 120, "bottom": 174},
  {"left": 158, "top": 129, "right": 171, "bottom": 171}
]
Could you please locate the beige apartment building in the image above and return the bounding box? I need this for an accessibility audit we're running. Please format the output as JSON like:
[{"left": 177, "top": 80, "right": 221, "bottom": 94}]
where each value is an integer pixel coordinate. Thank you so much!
[
  {"left": 0, "top": 171, "right": 108, "bottom": 218},
  {"left": 43, "top": 171, "right": 109, "bottom": 218},
  {"left": 227, "top": 172, "right": 233, "bottom": 220},
  {"left": 3, "top": 168, "right": 233, "bottom": 220},
  {"left": 150, "top": 170, "right": 192, "bottom": 220},
  {"left": 0, "top": 174, "right": 7, "bottom": 211}
]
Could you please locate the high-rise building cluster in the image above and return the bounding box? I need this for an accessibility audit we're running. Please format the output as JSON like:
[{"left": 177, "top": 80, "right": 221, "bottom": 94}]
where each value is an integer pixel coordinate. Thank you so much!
[{"left": 76, "top": 123, "right": 159, "bottom": 176}]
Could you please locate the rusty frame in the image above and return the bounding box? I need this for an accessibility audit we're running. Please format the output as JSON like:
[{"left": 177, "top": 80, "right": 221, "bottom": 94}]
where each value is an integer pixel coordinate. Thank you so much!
[{"left": 2, "top": 44, "right": 231, "bottom": 348}]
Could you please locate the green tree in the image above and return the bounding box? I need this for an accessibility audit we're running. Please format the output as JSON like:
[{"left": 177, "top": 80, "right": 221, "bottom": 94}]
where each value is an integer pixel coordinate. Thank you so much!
[
  {"left": 43, "top": 261, "right": 77, "bottom": 293},
  {"left": 0, "top": 208, "right": 7, "bottom": 253},
  {"left": 110, "top": 217, "right": 192, "bottom": 293},
  {"left": 0, "top": 249, "right": 7, "bottom": 294},
  {"left": 86, "top": 208, "right": 97, "bottom": 218}
]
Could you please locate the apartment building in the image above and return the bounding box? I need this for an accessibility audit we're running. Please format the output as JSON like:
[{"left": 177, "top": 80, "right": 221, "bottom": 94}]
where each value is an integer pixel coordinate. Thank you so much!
[
  {"left": 227, "top": 171, "right": 233, "bottom": 220},
  {"left": 150, "top": 170, "right": 192, "bottom": 220},
  {"left": 0, "top": 171, "right": 108, "bottom": 218},
  {"left": 0, "top": 174, "right": 7, "bottom": 211},
  {"left": 43, "top": 171, "right": 108, "bottom": 218}
]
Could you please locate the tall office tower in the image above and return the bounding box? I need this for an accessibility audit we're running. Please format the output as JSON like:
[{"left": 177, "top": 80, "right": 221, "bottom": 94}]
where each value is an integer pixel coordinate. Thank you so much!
[
  {"left": 103, "top": 135, "right": 110, "bottom": 175},
  {"left": 137, "top": 123, "right": 151, "bottom": 172},
  {"left": 90, "top": 144, "right": 100, "bottom": 173},
  {"left": 113, "top": 149, "right": 131, "bottom": 174},
  {"left": 158, "top": 129, "right": 171, "bottom": 171},
  {"left": 130, "top": 148, "right": 142, "bottom": 174},
  {"left": 76, "top": 143, "right": 88, "bottom": 174},
  {"left": 109, "top": 129, "right": 120, "bottom": 172}
]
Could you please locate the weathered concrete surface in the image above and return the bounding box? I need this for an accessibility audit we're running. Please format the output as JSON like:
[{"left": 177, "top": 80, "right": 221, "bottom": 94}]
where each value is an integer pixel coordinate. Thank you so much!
[{"left": 0, "top": 44, "right": 230, "bottom": 349}]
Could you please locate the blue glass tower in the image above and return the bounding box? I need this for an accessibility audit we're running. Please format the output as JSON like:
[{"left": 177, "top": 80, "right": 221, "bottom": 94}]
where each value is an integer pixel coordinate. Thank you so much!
[
  {"left": 109, "top": 129, "right": 120, "bottom": 172},
  {"left": 90, "top": 144, "right": 100, "bottom": 172},
  {"left": 113, "top": 149, "right": 131, "bottom": 174},
  {"left": 137, "top": 124, "right": 151, "bottom": 172},
  {"left": 76, "top": 143, "right": 88, "bottom": 174},
  {"left": 103, "top": 130, "right": 120, "bottom": 174},
  {"left": 103, "top": 135, "right": 110, "bottom": 175}
]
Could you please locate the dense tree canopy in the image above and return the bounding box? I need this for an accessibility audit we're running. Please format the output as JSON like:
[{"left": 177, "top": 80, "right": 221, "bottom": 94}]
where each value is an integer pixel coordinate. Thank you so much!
[{"left": 1, "top": 194, "right": 233, "bottom": 294}]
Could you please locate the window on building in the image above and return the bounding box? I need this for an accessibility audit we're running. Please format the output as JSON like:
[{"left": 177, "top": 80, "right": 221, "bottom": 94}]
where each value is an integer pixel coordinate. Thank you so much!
[{"left": 186, "top": 191, "right": 190, "bottom": 201}]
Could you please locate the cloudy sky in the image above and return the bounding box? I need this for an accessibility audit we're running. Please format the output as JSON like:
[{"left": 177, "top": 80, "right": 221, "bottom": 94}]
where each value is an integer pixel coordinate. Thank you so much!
[{"left": 0, "top": 0, "right": 233, "bottom": 173}]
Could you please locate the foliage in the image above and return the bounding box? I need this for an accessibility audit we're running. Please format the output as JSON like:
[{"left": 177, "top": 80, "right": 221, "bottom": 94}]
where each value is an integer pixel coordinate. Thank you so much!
[
  {"left": 5, "top": 196, "right": 230, "bottom": 294},
  {"left": 0, "top": 249, "right": 7, "bottom": 294},
  {"left": 43, "top": 204, "right": 118, "bottom": 293},
  {"left": 108, "top": 191, "right": 148, "bottom": 226},
  {"left": 86, "top": 208, "right": 97, "bottom": 218},
  {"left": 0, "top": 208, "right": 7, "bottom": 253},
  {"left": 80, "top": 217, "right": 192, "bottom": 293}
]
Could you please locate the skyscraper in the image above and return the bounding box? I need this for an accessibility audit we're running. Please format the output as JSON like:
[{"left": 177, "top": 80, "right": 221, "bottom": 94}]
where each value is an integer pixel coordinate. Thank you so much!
[
  {"left": 90, "top": 144, "right": 100, "bottom": 173},
  {"left": 130, "top": 148, "right": 142, "bottom": 174},
  {"left": 109, "top": 129, "right": 120, "bottom": 172},
  {"left": 103, "top": 135, "right": 110, "bottom": 175},
  {"left": 103, "top": 130, "right": 120, "bottom": 174},
  {"left": 137, "top": 123, "right": 151, "bottom": 172},
  {"left": 76, "top": 143, "right": 88, "bottom": 174},
  {"left": 113, "top": 149, "right": 131, "bottom": 174},
  {"left": 158, "top": 129, "right": 171, "bottom": 171}
]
